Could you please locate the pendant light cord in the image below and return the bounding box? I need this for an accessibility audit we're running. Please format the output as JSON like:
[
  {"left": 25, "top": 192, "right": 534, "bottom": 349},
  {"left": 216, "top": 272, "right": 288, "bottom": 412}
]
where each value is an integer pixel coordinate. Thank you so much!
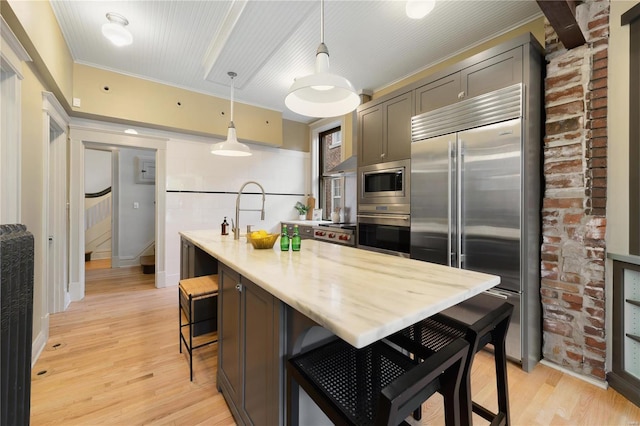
[
  {"left": 228, "top": 71, "right": 236, "bottom": 123},
  {"left": 320, "top": 0, "right": 324, "bottom": 44}
]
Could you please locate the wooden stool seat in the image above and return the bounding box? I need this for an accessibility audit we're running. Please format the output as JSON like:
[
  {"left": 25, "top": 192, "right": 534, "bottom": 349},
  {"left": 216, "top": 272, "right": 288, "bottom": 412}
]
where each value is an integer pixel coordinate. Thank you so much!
[
  {"left": 179, "top": 275, "right": 218, "bottom": 299},
  {"left": 179, "top": 274, "right": 219, "bottom": 381}
]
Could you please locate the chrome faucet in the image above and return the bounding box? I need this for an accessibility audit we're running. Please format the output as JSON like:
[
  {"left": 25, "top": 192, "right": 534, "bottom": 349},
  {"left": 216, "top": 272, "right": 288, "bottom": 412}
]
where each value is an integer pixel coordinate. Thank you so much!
[{"left": 233, "top": 181, "right": 266, "bottom": 240}]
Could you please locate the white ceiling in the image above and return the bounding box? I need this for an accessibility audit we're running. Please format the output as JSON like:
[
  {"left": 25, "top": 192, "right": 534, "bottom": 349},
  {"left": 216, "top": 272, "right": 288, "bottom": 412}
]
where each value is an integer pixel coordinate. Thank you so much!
[{"left": 50, "top": 0, "right": 543, "bottom": 123}]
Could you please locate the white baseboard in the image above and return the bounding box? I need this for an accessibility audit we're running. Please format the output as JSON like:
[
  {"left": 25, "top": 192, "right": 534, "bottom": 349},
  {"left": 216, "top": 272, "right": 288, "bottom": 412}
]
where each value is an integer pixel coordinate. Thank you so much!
[
  {"left": 540, "top": 359, "right": 608, "bottom": 389},
  {"left": 31, "top": 314, "right": 49, "bottom": 367}
]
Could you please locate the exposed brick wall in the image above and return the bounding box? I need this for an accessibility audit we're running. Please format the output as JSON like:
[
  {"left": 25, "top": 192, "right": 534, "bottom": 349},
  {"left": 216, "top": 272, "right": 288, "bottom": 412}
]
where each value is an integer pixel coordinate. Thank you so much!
[{"left": 541, "top": 0, "right": 609, "bottom": 381}]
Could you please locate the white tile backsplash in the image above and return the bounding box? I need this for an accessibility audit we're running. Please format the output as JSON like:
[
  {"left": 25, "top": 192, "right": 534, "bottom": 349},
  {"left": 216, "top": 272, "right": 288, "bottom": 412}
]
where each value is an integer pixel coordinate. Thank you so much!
[{"left": 164, "top": 136, "right": 310, "bottom": 284}]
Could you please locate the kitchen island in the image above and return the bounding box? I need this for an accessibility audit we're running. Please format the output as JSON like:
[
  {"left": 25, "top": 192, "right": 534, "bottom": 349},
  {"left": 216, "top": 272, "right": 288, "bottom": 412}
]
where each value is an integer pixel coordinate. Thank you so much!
[{"left": 180, "top": 230, "right": 500, "bottom": 425}]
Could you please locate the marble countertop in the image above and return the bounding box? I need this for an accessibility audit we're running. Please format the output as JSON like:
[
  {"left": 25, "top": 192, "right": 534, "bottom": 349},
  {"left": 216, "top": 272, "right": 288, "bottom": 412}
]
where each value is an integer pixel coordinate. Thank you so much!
[{"left": 181, "top": 230, "right": 500, "bottom": 348}]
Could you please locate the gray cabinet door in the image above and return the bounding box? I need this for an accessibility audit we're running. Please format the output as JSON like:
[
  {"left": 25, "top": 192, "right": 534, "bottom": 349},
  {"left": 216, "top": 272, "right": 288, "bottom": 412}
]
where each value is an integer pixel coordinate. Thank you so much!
[
  {"left": 180, "top": 238, "right": 194, "bottom": 280},
  {"left": 384, "top": 91, "right": 413, "bottom": 162},
  {"left": 461, "top": 46, "right": 523, "bottom": 99},
  {"left": 358, "top": 104, "right": 384, "bottom": 166},
  {"left": 414, "top": 72, "right": 461, "bottom": 115},
  {"left": 242, "top": 278, "right": 279, "bottom": 425},
  {"left": 218, "top": 265, "right": 242, "bottom": 408}
]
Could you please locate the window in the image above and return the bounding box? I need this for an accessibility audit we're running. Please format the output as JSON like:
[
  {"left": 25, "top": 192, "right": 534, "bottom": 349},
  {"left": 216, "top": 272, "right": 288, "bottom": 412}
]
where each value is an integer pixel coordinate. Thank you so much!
[{"left": 319, "top": 127, "right": 343, "bottom": 220}]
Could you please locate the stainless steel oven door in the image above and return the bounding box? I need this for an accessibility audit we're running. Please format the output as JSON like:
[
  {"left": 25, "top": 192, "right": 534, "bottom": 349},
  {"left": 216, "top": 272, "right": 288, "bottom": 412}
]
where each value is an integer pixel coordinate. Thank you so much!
[
  {"left": 357, "top": 213, "right": 410, "bottom": 257},
  {"left": 358, "top": 160, "right": 410, "bottom": 213}
]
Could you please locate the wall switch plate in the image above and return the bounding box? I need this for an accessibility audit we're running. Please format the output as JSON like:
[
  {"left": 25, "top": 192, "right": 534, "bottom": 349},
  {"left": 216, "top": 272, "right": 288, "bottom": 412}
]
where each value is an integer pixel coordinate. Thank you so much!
[
  {"left": 72, "top": 97, "right": 81, "bottom": 107},
  {"left": 133, "top": 202, "right": 139, "bottom": 209}
]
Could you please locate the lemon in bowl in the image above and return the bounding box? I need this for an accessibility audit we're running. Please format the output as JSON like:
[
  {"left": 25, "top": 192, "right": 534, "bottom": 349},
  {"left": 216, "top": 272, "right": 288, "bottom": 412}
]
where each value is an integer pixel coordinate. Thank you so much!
[{"left": 247, "top": 231, "right": 279, "bottom": 249}]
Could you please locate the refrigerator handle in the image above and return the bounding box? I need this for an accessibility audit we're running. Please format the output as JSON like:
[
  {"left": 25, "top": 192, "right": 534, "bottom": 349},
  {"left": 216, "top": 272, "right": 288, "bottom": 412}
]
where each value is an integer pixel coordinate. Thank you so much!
[
  {"left": 447, "top": 140, "right": 453, "bottom": 267},
  {"left": 457, "top": 140, "right": 464, "bottom": 268},
  {"left": 484, "top": 288, "right": 511, "bottom": 300}
]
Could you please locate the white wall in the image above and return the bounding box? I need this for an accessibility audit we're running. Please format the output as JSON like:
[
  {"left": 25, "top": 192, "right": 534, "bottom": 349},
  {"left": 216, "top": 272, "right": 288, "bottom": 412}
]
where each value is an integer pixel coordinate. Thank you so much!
[
  {"left": 607, "top": 0, "right": 636, "bottom": 254},
  {"left": 164, "top": 138, "right": 310, "bottom": 285},
  {"left": 84, "top": 148, "right": 111, "bottom": 193},
  {"left": 117, "top": 147, "right": 156, "bottom": 261}
]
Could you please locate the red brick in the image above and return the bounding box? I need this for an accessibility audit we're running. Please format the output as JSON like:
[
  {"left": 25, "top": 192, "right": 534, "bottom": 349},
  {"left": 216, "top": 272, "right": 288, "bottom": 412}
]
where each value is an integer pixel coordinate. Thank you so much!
[
  {"left": 543, "top": 235, "right": 563, "bottom": 244},
  {"left": 589, "top": 137, "right": 607, "bottom": 148},
  {"left": 590, "top": 87, "right": 607, "bottom": 100},
  {"left": 588, "top": 187, "right": 606, "bottom": 198},
  {"left": 590, "top": 77, "right": 607, "bottom": 90},
  {"left": 586, "top": 248, "right": 605, "bottom": 260},
  {"left": 588, "top": 16, "right": 609, "bottom": 30},
  {"left": 558, "top": 56, "right": 583, "bottom": 68},
  {"left": 545, "top": 142, "right": 583, "bottom": 159},
  {"left": 545, "top": 159, "right": 583, "bottom": 174},
  {"left": 566, "top": 351, "right": 583, "bottom": 362},
  {"left": 585, "top": 336, "right": 606, "bottom": 350},
  {"left": 592, "top": 58, "right": 607, "bottom": 71},
  {"left": 547, "top": 117, "right": 582, "bottom": 135},
  {"left": 546, "top": 70, "right": 583, "bottom": 89},
  {"left": 560, "top": 272, "right": 582, "bottom": 284},
  {"left": 590, "top": 207, "right": 606, "bottom": 216},
  {"left": 590, "top": 168, "right": 607, "bottom": 178},
  {"left": 590, "top": 118, "right": 607, "bottom": 129},
  {"left": 589, "top": 97, "right": 607, "bottom": 110},
  {"left": 593, "top": 49, "right": 608, "bottom": 61},
  {"left": 589, "top": 367, "right": 606, "bottom": 380},
  {"left": 543, "top": 198, "right": 584, "bottom": 209},
  {"left": 587, "top": 277, "right": 605, "bottom": 288},
  {"left": 583, "top": 237, "right": 606, "bottom": 248},
  {"left": 589, "top": 198, "right": 607, "bottom": 210},
  {"left": 591, "top": 128, "right": 607, "bottom": 138},
  {"left": 590, "top": 107, "right": 607, "bottom": 119},
  {"left": 591, "top": 177, "right": 607, "bottom": 187},
  {"left": 587, "top": 316, "right": 605, "bottom": 329},
  {"left": 585, "top": 307, "right": 605, "bottom": 319},
  {"left": 563, "top": 293, "right": 584, "bottom": 306},
  {"left": 591, "top": 67, "right": 607, "bottom": 81},
  {"left": 543, "top": 319, "right": 574, "bottom": 337},
  {"left": 541, "top": 279, "right": 580, "bottom": 293},
  {"left": 545, "top": 306, "right": 575, "bottom": 322},
  {"left": 547, "top": 100, "right": 585, "bottom": 118},
  {"left": 585, "top": 287, "right": 604, "bottom": 299},
  {"left": 588, "top": 157, "right": 607, "bottom": 168},
  {"left": 546, "top": 85, "right": 584, "bottom": 104},
  {"left": 590, "top": 27, "right": 609, "bottom": 40},
  {"left": 584, "top": 325, "right": 604, "bottom": 338},
  {"left": 592, "top": 39, "right": 609, "bottom": 49},
  {"left": 590, "top": 147, "right": 607, "bottom": 158},
  {"left": 563, "top": 212, "right": 583, "bottom": 224},
  {"left": 541, "top": 288, "right": 559, "bottom": 299}
]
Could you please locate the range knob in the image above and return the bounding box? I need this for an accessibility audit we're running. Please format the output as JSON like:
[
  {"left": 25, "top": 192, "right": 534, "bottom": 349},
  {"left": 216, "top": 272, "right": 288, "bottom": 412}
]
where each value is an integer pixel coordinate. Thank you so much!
[{"left": 329, "top": 233, "right": 336, "bottom": 238}]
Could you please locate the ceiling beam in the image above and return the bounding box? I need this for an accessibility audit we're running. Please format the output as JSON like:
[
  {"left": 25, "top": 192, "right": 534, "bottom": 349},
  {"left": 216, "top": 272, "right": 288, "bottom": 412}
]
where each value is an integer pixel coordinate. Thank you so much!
[{"left": 537, "top": 0, "right": 586, "bottom": 49}]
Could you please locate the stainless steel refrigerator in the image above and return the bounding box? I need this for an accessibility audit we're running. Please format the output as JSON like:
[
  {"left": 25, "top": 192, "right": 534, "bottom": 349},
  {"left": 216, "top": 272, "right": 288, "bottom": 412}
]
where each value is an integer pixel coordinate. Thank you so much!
[{"left": 410, "top": 83, "right": 541, "bottom": 371}]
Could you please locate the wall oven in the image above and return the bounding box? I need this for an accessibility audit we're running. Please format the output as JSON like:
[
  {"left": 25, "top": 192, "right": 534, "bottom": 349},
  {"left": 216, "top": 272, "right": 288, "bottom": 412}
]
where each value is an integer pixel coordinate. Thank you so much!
[
  {"left": 358, "top": 159, "right": 410, "bottom": 215},
  {"left": 357, "top": 213, "right": 410, "bottom": 257}
]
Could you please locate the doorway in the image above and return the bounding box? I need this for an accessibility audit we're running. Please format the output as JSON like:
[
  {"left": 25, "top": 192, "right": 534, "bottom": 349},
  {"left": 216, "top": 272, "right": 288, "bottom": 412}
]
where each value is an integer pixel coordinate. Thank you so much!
[
  {"left": 84, "top": 148, "right": 113, "bottom": 270},
  {"left": 68, "top": 125, "right": 168, "bottom": 302}
]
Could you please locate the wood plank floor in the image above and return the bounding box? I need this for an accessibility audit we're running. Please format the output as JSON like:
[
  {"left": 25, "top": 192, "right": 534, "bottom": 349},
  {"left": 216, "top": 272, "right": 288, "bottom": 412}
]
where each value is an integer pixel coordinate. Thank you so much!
[{"left": 31, "top": 263, "right": 640, "bottom": 425}]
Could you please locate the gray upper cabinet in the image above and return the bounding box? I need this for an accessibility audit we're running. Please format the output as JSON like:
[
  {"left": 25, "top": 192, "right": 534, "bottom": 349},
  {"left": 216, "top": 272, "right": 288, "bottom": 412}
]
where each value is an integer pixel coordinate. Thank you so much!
[
  {"left": 358, "top": 91, "right": 413, "bottom": 167},
  {"left": 462, "top": 46, "right": 523, "bottom": 99},
  {"left": 414, "top": 46, "right": 524, "bottom": 116},
  {"left": 415, "top": 72, "right": 461, "bottom": 115}
]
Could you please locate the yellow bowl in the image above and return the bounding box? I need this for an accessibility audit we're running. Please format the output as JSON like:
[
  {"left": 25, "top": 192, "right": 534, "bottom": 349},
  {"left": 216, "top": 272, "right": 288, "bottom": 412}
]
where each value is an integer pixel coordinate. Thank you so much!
[{"left": 247, "top": 233, "right": 279, "bottom": 249}]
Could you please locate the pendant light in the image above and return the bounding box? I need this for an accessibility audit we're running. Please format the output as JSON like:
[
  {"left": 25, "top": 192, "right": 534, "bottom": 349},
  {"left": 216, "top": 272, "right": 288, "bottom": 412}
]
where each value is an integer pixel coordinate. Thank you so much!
[
  {"left": 285, "top": 0, "right": 359, "bottom": 118},
  {"left": 211, "top": 72, "right": 252, "bottom": 157},
  {"left": 405, "top": 0, "right": 436, "bottom": 19},
  {"left": 102, "top": 13, "right": 133, "bottom": 47}
]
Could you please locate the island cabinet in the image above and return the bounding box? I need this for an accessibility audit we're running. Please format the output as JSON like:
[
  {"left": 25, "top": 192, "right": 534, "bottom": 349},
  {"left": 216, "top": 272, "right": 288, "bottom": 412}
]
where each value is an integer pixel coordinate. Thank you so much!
[
  {"left": 217, "top": 263, "right": 283, "bottom": 425},
  {"left": 414, "top": 45, "right": 523, "bottom": 115},
  {"left": 180, "top": 236, "right": 217, "bottom": 280},
  {"left": 358, "top": 90, "right": 413, "bottom": 167}
]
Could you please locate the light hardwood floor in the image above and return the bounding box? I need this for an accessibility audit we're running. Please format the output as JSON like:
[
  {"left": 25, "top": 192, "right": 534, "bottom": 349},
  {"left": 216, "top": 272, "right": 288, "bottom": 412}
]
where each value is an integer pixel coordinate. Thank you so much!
[{"left": 31, "top": 263, "right": 640, "bottom": 425}]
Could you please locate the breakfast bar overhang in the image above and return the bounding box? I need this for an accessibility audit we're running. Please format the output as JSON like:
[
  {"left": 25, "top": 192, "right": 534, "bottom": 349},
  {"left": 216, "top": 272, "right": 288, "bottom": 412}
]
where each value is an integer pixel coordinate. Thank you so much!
[{"left": 180, "top": 230, "right": 500, "bottom": 425}]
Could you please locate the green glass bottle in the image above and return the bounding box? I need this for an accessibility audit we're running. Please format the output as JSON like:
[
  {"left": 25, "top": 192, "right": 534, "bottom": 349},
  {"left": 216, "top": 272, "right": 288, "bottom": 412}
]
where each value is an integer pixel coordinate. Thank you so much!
[
  {"left": 291, "top": 224, "right": 301, "bottom": 251},
  {"left": 280, "top": 224, "right": 290, "bottom": 251}
]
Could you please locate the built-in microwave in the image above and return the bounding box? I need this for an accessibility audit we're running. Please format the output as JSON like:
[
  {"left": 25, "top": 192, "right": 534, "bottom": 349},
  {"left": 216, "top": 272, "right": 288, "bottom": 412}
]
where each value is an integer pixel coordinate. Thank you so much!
[{"left": 358, "top": 159, "right": 410, "bottom": 214}]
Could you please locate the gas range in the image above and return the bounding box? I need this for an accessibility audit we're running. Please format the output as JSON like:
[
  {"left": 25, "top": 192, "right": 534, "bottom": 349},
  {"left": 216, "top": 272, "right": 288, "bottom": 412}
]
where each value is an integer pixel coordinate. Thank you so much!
[{"left": 313, "top": 223, "right": 356, "bottom": 247}]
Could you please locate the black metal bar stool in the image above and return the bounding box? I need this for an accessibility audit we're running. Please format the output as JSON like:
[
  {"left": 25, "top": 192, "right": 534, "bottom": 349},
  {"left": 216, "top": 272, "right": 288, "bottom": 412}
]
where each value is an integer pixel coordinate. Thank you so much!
[
  {"left": 287, "top": 337, "right": 469, "bottom": 426},
  {"left": 388, "top": 294, "right": 513, "bottom": 426},
  {"left": 179, "top": 274, "right": 219, "bottom": 381}
]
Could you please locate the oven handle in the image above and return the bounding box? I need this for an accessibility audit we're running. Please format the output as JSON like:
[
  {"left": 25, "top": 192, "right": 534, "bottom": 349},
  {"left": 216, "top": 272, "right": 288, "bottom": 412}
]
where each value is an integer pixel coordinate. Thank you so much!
[{"left": 357, "top": 214, "right": 410, "bottom": 221}]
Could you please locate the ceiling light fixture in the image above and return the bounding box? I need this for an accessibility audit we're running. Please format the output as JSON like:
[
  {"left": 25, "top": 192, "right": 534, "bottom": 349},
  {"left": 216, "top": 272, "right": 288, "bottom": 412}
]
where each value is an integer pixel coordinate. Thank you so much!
[
  {"left": 102, "top": 12, "right": 133, "bottom": 47},
  {"left": 405, "top": 0, "right": 436, "bottom": 19},
  {"left": 211, "top": 72, "right": 252, "bottom": 157},
  {"left": 285, "top": 0, "right": 359, "bottom": 118}
]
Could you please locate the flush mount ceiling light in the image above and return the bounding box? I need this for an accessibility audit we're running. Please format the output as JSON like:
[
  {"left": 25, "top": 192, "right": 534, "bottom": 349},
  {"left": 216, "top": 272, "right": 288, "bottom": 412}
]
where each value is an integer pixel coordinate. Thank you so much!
[
  {"left": 285, "top": 0, "right": 359, "bottom": 118},
  {"left": 406, "top": 0, "right": 436, "bottom": 19},
  {"left": 211, "top": 72, "right": 252, "bottom": 157},
  {"left": 102, "top": 12, "right": 133, "bottom": 47}
]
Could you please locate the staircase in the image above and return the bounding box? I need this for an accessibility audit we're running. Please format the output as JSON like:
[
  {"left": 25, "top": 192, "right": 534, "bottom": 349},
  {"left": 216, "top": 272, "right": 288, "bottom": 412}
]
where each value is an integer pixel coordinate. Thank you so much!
[{"left": 140, "top": 244, "right": 155, "bottom": 274}]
